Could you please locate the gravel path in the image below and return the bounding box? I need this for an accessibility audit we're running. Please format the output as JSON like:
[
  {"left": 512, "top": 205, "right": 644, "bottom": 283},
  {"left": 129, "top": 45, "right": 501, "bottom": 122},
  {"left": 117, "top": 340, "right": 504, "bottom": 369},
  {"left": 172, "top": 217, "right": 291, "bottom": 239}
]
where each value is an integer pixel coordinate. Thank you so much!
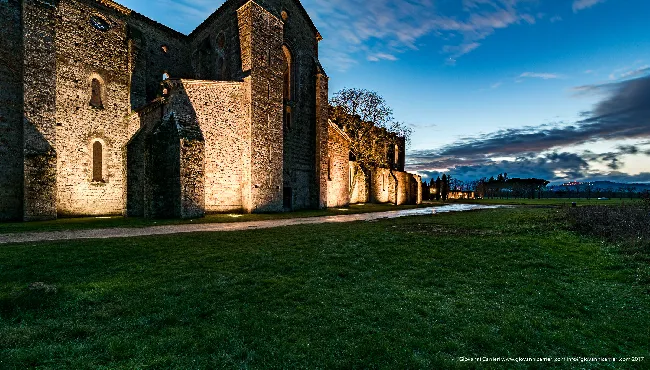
[{"left": 0, "top": 204, "right": 507, "bottom": 244}]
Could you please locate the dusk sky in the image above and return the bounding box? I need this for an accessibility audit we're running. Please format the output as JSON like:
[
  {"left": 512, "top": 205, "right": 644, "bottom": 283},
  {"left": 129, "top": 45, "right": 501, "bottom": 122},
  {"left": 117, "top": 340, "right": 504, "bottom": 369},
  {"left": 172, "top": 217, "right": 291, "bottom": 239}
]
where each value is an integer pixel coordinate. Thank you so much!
[{"left": 120, "top": 0, "right": 650, "bottom": 184}]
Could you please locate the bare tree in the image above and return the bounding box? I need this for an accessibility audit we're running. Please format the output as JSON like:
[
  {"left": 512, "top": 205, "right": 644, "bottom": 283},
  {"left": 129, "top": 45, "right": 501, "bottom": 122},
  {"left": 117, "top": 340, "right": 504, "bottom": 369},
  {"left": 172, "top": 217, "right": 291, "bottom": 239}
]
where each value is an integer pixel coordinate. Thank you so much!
[{"left": 330, "top": 88, "right": 412, "bottom": 204}]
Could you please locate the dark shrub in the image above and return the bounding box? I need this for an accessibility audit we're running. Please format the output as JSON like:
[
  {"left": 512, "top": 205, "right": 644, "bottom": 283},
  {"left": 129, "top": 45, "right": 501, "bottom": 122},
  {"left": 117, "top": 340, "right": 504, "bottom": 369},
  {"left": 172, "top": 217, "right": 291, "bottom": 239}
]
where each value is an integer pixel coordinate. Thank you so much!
[{"left": 566, "top": 204, "right": 650, "bottom": 259}]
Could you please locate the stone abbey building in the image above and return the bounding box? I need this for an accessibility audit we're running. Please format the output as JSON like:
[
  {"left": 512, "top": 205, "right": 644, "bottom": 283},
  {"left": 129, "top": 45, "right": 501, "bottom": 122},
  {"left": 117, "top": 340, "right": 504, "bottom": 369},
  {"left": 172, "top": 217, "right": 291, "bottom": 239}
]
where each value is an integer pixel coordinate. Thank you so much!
[{"left": 0, "top": 0, "right": 422, "bottom": 221}]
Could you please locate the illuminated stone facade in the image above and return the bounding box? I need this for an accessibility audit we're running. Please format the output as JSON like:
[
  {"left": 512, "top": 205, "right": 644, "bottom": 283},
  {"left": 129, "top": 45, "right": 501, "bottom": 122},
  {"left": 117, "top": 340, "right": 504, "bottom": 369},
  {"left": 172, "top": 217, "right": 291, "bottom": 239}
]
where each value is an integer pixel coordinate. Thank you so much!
[{"left": 0, "top": 0, "right": 420, "bottom": 221}]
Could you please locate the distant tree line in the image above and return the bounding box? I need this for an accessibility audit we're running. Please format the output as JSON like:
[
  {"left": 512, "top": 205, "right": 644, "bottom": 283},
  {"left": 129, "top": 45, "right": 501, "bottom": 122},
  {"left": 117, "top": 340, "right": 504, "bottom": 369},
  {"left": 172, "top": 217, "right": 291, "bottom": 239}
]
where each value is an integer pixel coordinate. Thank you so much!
[
  {"left": 546, "top": 184, "right": 646, "bottom": 200},
  {"left": 476, "top": 174, "right": 549, "bottom": 199},
  {"left": 422, "top": 172, "right": 649, "bottom": 201}
]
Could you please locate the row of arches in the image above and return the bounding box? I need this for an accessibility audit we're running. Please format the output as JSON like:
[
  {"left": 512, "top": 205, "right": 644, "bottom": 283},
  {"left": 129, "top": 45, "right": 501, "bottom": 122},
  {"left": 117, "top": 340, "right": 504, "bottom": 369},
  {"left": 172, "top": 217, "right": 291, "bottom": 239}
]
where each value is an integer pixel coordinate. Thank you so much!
[{"left": 283, "top": 44, "right": 294, "bottom": 132}]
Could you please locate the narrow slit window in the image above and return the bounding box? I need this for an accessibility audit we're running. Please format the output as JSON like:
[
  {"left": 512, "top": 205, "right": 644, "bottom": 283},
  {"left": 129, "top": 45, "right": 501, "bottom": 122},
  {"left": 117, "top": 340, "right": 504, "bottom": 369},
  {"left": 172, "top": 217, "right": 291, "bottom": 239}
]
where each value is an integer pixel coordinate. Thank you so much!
[
  {"left": 395, "top": 144, "right": 399, "bottom": 166},
  {"left": 284, "top": 105, "right": 292, "bottom": 131},
  {"left": 282, "top": 45, "right": 292, "bottom": 101},
  {"left": 282, "top": 45, "right": 293, "bottom": 132},
  {"left": 92, "top": 141, "right": 104, "bottom": 182},
  {"left": 90, "top": 78, "right": 103, "bottom": 108},
  {"left": 327, "top": 157, "right": 332, "bottom": 181}
]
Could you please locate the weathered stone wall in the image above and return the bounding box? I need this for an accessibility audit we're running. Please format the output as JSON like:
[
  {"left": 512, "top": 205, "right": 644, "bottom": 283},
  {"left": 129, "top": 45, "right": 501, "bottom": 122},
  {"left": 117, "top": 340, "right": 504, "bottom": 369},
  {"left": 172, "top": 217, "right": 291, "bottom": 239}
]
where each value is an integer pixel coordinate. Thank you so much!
[
  {"left": 280, "top": 0, "right": 324, "bottom": 211},
  {"left": 127, "top": 13, "right": 192, "bottom": 109},
  {"left": 0, "top": 0, "right": 24, "bottom": 220},
  {"left": 126, "top": 100, "right": 163, "bottom": 217},
  {"left": 22, "top": 0, "right": 58, "bottom": 221},
  {"left": 315, "top": 71, "right": 329, "bottom": 209},
  {"left": 179, "top": 134, "right": 205, "bottom": 219},
  {"left": 193, "top": 0, "right": 324, "bottom": 211},
  {"left": 131, "top": 79, "right": 250, "bottom": 215},
  {"left": 349, "top": 164, "right": 423, "bottom": 206},
  {"left": 54, "top": 0, "right": 134, "bottom": 216},
  {"left": 327, "top": 122, "right": 350, "bottom": 208},
  {"left": 167, "top": 80, "right": 250, "bottom": 213},
  {"left": 349, "top": 162, "right": 369, "bottom": 204},
  {"left": 7, "top": 0, "right": 333, "bottom": 220},
  {"left": 128, "top": 111, "right": 206, "bottom": 219},
  {"left": 50, "top": 0, "right": 192, "bottom": 217},
  {"left": 370, "top": 168, "right": 393, "bottom": 204},
  {"left": 146, "top": 113, "right": 182, "bottom": 218},
  {"left": 188, "top": 0, "right": 244, "bottom": 82},
  {"left": 238, "top": 2, "right": 284, "bottom": 212}
]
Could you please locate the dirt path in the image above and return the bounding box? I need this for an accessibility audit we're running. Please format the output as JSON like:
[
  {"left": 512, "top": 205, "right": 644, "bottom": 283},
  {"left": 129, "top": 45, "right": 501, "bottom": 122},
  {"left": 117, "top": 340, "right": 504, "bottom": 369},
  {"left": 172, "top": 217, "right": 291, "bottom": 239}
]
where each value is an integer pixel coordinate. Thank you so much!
[{"left": 0, "top": 204, "right": 508, "bottom": 244}]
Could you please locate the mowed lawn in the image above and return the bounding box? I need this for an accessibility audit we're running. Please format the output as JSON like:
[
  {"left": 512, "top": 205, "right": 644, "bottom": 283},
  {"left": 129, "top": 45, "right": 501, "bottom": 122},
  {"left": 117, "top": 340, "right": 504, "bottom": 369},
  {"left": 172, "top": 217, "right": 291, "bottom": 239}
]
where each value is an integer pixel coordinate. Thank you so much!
[{"left": 1, "top": 208, "right": 649, "bottom": 369}]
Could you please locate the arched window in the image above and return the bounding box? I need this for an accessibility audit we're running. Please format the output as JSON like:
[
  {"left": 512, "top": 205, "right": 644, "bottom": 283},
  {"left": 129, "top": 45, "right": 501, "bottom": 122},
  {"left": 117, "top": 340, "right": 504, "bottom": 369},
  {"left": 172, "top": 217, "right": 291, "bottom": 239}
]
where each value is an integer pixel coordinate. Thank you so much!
[
  {"left": 217, "top": 34, "right": 226, "bottom": 50},
  {"left": 92, "top": 141, "right": 104, "bottom": 182},
  {"left": 198, "top": 37, "right": 215, "bottom": 80},
  {"left": 282, "top": 45, "right": 293, "bottom": 131},
  {"left": 394, "top": 144, "right": 400, "bottom": 166},
  {"left": 90, "top": 78, "right": 103, "bottom": 108},
  {"left": 282, "top": 45, "right": 292, "bottom": 102},
  {"left": 216, "top": 34, "right": 227, "bottom": 80},
  {"left": 284, "top": 105, "right": 292, "bottom": 131}
]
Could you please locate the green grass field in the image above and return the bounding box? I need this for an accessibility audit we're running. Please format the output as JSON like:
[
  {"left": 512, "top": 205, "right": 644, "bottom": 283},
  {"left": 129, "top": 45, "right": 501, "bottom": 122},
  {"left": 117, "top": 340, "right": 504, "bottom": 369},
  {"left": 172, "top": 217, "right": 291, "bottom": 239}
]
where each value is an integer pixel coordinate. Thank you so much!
[{"left": 1, "top": 208, "right": 648, "bottom": 369}]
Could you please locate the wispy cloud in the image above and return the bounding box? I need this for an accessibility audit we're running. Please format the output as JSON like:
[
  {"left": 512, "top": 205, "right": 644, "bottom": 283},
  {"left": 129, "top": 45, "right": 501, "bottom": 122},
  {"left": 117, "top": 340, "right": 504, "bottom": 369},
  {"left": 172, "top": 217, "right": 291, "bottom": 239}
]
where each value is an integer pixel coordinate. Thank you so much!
[
  {"left": 604, "top": 62, "right": 650, "bottom": 81},
  {"left": 120, "top": 0, "right": 220, "bottom": 33},
  {"left": 122, "top": 0, "right": 601, "bottom": 71},
  {"left": 572, "top": 0, "right": 607, "bottom": 13},
  {"left": 444, "top": 42, "right": 482, "bottom": 60},
  {"left": 620, "top": 65, "right": 650, "bottom": 79},
  {"left": 304, "top": 0, "right": 546, "bottom": 70},
  {"left": 367, "top": 53, "right": 398, "bottom": 62},
  {"left": 519, "top": 72, "right": 563, "bottom": 80}
]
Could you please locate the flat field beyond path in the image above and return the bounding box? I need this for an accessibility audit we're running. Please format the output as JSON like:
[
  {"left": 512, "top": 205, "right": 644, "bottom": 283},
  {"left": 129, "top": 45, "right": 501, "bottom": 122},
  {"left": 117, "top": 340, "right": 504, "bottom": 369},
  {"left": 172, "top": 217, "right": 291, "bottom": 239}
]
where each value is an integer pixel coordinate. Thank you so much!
[{"left": 1, "top": 208, "right": 648, "bottom": 369}]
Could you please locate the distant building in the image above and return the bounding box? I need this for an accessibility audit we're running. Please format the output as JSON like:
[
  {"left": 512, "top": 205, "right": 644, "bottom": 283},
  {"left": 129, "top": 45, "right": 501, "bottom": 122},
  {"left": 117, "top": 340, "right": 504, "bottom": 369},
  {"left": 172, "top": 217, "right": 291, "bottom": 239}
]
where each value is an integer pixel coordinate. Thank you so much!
[{"left": 447, "top": 191, "right": 475, "bottom": 200}]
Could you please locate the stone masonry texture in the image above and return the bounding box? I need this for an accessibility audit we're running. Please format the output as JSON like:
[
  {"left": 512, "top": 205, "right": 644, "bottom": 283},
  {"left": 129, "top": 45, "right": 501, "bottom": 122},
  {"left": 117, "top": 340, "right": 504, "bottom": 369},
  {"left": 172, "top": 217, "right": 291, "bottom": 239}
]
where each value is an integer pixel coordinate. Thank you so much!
[
  {"left": 327, "top": 121, "right": 350, "bottom": 208},
  {"left": 0, "top": 0, "right": 422, "bottom": 221},
  {"left": 0, "top": 0, "right": 25, "bottom": 220}
]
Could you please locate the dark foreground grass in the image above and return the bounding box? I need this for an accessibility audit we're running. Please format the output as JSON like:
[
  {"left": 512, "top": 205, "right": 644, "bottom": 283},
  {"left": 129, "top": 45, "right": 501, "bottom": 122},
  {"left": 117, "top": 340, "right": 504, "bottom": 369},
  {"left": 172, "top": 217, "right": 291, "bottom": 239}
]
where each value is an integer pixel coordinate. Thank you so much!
[
  {"left": 1, "top": 208, "right": 649, "bottom": 369},
  {"left": 0, "top": 203, "right": 437, "bottom": 235}
]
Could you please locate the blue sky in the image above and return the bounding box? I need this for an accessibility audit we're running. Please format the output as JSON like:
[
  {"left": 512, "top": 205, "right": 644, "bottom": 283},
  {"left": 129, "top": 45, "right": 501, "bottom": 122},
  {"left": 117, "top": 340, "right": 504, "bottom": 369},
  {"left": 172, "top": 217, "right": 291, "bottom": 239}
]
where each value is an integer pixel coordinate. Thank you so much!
[{"left": 119, "top": 0, "right": 650, "bottom": 183}]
